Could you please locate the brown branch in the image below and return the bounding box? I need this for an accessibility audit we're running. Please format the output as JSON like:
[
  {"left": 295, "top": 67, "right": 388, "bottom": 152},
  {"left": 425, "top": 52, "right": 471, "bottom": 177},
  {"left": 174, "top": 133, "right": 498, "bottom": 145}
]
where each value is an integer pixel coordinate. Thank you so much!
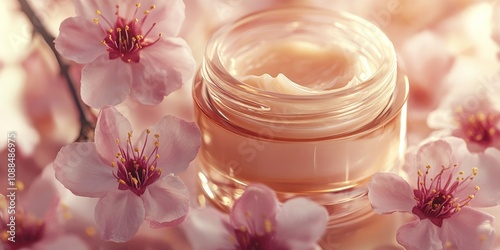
[{"left": 17, "top": 0, "right": 95, "bottom": 142}]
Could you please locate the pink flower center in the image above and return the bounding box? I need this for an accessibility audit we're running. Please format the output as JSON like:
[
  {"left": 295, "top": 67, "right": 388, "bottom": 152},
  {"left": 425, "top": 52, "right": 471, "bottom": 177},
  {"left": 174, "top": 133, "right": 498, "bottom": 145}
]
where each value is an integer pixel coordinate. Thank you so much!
[
  {"left": 1, "top": 210, "right": 45, "bottom": 250},
  {"left": 112, "top": 130, "right": 162, "bottom": 196},
  {"left": 412, "top": 164, "right": 480, "bottom": 227},
  {"left": 93, "top": 3, "right": 161, "bottom": 63},
  {"left": 233, "top": 219, "right": 275, "bottom": 250},
  {"left": 454, "top": 108, "right": 498, "bottom": 146}
]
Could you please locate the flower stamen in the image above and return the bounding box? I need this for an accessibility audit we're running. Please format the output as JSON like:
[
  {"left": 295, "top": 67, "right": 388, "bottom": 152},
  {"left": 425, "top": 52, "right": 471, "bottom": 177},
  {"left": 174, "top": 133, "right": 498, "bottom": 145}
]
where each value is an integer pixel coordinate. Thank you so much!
[
  {"left": 112, "top": 129, "right": 162, "bottom": 196},
  {"left": 412, "top": 164, "right": 480, "bottom": 227},
  {"left": 454, "top": 107, "right": 499, "bottom": 146},
  {"left": 94, "top": 2, "right": 161, "bottom": 63}
]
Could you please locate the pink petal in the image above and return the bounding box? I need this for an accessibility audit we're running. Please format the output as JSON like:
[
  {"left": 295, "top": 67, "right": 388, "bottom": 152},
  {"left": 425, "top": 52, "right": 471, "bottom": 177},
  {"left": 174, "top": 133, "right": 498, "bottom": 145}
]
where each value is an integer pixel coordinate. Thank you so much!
[
  {"left": 81, "top": 55, "right": 132, "bottom": 108},
  {"left": 439, "top": 137, "right": 482, "bottom": 200},
  {"left": 129, "top": 37, "right": 195, "bottom": 105},
  {"left": 404, "top": 139, "right": 453, "bottom": 185},
  {"left": 137, "top": 0, "right": 185, "bottom": 37},
  {"left": 183, "top": 207, "right": 236, "bottom": 250},
  {"left": 95, "top": 190, "right": 145, "bottom": 242},
  {"left": 22, "top": 166, "right": 60, "bottom": 219},
  {"left": 135, "top": 115, "right": 200, "bottom": 174},
  {"left": 274, "top": 198, "right": 328, "bottom": 250},
  {"left": 399, "top": 31, "right": 454, "bottom": 86},
  {"left": 396, "top": 219, "right": 442, "bottom": 250},
  {"left": 231, "top": 184, "right": 280, "bottom": 236},
  {"left": 53, "top": 142, "right": 117, "bottom": 197},
  {"left": 95, "top": 106, "right": 132, "bottom": 163},
  {"left": 440, "top": 207, "right": 495, "bottom": 250},
  {"left": 73, "top": 0, "right": 115, "bottom": 21},
  {"left": 54, "top": 17, "right": 105, "bottom": 64},
  {"left": 367, "top": 172, "right": 415, "bottom": 214},
  {"left": 470, "top": 148, "right": 500, "bottom": 207},
  {"left": 141, "top": 174, "right": 189, "bottom": 226}
]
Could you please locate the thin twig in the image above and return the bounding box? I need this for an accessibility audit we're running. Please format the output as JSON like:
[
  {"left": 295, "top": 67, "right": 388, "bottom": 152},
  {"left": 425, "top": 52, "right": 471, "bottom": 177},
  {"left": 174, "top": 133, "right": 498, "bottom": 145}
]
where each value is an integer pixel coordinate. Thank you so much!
[{"left": 17, "top": 0, "right": 95, "bottom": 142}]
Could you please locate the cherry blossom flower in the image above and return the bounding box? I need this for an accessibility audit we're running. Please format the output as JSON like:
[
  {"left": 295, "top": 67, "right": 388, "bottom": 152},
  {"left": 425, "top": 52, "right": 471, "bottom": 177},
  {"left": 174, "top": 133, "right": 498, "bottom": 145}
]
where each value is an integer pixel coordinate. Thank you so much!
[
  {"left": 54, "top": 0, "right": 196, "bottom": 108},
  {"left": 427, "top": 76, "right": 500, "bottom": 153},
  {"left": 53, "top": 106, "right": 201, "bottom": 242},
  {"left": 184, "top": 184, "right": 328, "bottom": 250},
  {"left": 0, "top": 166, "right": 89, "bottom": 250},
  {"left": 368, "top": 137, "right": 500, "bottom": 250}
]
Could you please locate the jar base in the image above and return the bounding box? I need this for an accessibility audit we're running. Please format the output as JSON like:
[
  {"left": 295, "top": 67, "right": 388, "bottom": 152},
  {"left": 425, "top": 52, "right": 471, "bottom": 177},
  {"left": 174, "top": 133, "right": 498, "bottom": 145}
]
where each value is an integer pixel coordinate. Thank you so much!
[{"left": 196, "top": 162, "right": 375, "bottom": 229}]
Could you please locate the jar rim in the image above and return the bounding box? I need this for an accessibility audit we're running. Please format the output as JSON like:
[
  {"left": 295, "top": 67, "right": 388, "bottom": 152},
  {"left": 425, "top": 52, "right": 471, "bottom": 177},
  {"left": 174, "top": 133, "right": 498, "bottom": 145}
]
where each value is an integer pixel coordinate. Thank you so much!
[{"left": 204, "top": 6, "right": 397, "bottom": 101}]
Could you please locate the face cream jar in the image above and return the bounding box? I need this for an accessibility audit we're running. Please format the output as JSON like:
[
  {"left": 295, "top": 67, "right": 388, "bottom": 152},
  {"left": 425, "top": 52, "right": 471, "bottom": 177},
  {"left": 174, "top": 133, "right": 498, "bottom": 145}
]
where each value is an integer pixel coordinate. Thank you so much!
[{"left": 193, "top": 7, "right": 408, "bottom": 227}]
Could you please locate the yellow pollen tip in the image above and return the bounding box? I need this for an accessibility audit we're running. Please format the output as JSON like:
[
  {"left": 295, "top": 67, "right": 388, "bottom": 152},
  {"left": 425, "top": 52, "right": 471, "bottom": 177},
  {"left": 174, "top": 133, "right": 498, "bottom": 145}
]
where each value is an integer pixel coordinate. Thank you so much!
[
  {"left": 85, "top": 227, "right": 96, "bottom": 236},
  {"left": 154, "top": 134, "right": 159, "bottom": 138},
  {"left": 125, "top": 25, "right": 130, "bottom": 30},
  {"left": 1, "top": 231, "right": 9, "bottom": 240},
  {"left": 469, "top": 194, "right": 475, "bottom": 199},
  {"left": 109, "top": 28, "right": 113, "bottom": 33},
  {"left": 93, "top": 18, "right": 99, "bottom": 24},
  {"left": 143, "top": 156, "right": 148, "bottom": 160},
  {"left": 426, "top": 165, "right": 431, "bottom": 169},
  {"left": 489, "top": 128, "right": 496, "bottom": 136},
  {"left": 417, "top": 170, "right": 422, "bottom": 177},
  {"left": 116, "top": 27, "right": 122, "bottom": 32},
  {"left": 477, "top": 112, "right": 486, "bottom": 121},
  {"left": 468, "top": 115, "right": 476, "bottom": 123},
  {"left": 101, "top": 40, "right": 106, "bottom": 45},
  {"left": 472, "top": 167, "right": 478, "bottom": 175},
  {"left": 16, "top": 181, "right": 24, "bottom": 191},
  {"left": 154, "top": 141, "right": 159, "bottom": 147},
  {"left": 150, "top": 166, "right": 155, "bottom": 171},
  {"left": 128, "top": 132, "right": 132, "bottom": 137},
  {"left": 264, "top": 219, "right": 272, "bottom": 233},
  {"left": 146, "top": 129, "right": 151, "bottom": 134},
  {"left": 111, "top": 162, "right": 116, "bottom": 167},
  {"left": 135, "top": 18, "right": 139, "bottom": 23},
  {"left": 121, "top": 158, "right": 126, "bottom": 163},
  {"left": 136, "top": 3, "right": 141, "bottom": 7},
  {"left": 144, "top": 10, "right": 150, "bottom": 15},
  {"left": 63, "top": 211, "right": 73, "bottom": 220},
  {"left": 475, "top": 185, "right": 481, "bottom": 191},
  {"left": 156, "top": 154, "right": 160, "bottom": 159},
  {"left": 119, "top": 179, "right": 126, "bottom": 185},
  {"left": 458, "top": 171, "right": 464, "bottom": 175},
  {"left": 134, "top": 148, "right": 139, "bottom": 152},
  {"left": 96, "top": 10, "right": 101, "bottom": 15},
  {"left": 150, "top": 5, "right": 156, "bottom": 9},
  {"left": 132, "top": 178, "right": 139, "bottom": 185},
  {"left": 115, "top": 139, "right": 120, "bottom": 144}
]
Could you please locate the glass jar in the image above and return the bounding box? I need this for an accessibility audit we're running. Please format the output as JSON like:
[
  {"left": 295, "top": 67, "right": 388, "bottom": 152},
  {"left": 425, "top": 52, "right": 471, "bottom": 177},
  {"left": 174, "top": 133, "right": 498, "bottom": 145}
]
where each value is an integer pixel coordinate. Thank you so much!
[{"left": 193, "top": 7, "right": 408, "bottom": 227}]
